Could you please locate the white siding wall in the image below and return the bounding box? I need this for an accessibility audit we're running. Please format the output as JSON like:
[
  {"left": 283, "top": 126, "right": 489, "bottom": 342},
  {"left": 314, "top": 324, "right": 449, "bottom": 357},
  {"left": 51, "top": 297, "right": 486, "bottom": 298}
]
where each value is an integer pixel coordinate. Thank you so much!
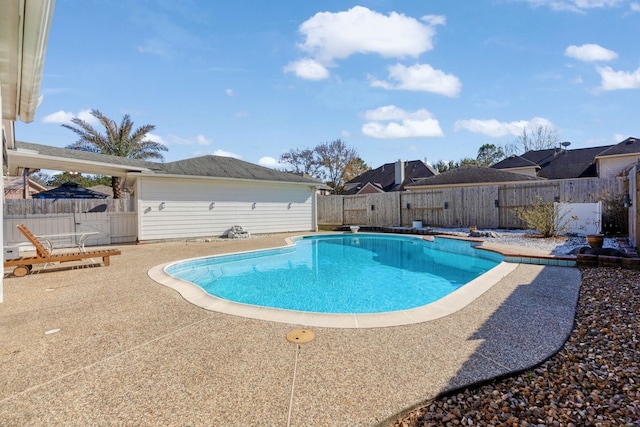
[
  {"left": 598, "top": 155, "right": 640, "bottom": 178},
  {"left": 137, "top": 177, "right": 315, "bottom": 241}
]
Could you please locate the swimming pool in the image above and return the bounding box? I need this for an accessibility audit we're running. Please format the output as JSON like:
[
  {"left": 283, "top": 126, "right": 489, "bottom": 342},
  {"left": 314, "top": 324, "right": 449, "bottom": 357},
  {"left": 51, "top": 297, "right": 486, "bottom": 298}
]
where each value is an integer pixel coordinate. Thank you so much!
[{"left": 156, "top": 234, "right": 511, "bottom": 327}]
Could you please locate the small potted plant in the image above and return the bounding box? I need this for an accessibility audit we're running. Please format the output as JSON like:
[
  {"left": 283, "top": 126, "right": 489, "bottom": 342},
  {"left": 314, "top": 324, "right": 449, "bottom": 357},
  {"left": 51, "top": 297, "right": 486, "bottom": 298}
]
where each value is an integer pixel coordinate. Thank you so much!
[{"left": 586, "top": 233, "right": 604, "bottom": 248}]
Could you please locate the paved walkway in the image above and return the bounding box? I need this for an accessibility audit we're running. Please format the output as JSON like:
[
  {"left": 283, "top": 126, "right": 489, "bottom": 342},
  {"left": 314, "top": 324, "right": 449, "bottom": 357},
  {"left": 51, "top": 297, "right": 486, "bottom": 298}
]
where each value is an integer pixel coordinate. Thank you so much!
[{"left": 0, "top": 233, "right": 581, "bottom": 426}]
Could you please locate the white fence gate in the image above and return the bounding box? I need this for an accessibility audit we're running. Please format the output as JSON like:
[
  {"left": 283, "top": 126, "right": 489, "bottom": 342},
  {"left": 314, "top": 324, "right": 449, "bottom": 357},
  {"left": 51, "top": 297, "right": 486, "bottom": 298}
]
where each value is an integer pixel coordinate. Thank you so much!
[
  {"left": 557, "top": 202, "right": 602, "bottom": 235},
  {"left": 3, "top": 212, "right": 137, "bottom": 249}
]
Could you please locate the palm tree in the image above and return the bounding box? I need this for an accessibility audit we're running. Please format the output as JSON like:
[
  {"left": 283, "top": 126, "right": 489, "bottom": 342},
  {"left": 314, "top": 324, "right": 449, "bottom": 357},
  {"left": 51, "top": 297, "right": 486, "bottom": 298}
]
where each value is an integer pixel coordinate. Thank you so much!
[{"left": 62, "top": 109, "right": 167, "bottom": 198}]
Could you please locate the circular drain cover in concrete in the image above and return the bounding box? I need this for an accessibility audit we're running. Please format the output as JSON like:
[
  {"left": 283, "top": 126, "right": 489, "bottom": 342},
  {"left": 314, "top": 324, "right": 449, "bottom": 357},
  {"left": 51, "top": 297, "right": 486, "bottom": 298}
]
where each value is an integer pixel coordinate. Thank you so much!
[{"left": 286, "top": 329, "right": 315, "bottom": 344}]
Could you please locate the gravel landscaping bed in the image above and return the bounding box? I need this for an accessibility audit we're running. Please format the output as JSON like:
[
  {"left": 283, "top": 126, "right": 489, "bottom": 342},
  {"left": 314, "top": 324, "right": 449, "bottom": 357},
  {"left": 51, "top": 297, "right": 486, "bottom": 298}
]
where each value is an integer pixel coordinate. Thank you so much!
[
  {"left": 426, "top": 228, "right": 620, "bottom": 255},
  {"left": 392, "top": 267, "right": 640, "bottom": 426}
]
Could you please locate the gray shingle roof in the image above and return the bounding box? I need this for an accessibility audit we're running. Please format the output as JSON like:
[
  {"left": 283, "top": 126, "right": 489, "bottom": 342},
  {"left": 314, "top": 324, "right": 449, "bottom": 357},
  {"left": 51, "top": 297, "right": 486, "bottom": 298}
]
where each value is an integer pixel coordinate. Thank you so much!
[
  {"left": 595, "top": 137, "right": 640, "bottom": 157},
  {"left": 345, "top": 160, "right": 437, "bottom": 194},
  {"left": 16, "top": 141, "right": 160, "bottom": 170},
  {"left": 490, "top": 155, "right": 540, "bottom": 169},
  {"left": 409, "top": 165, "right": 546, "bottom": 186},
  {"left": 492, "top": 137, "right": 640, "bottom": 179},
  {"left": 15, "top": 141, "right": 321, "bottom": 185},
  {"left": 160, "top": 155, "right": 321, "bottom": 183}
]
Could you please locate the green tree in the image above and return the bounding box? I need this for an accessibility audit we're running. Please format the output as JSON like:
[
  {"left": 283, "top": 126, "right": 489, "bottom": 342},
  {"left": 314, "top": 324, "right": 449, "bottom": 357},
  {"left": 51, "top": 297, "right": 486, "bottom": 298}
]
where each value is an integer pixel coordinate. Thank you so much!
[
  {"left": 62, "top": 109, "right": 167, "bottom": 198},
  {"left": 476, "top": 143, "right": 505, "bottom": 167},
  {"left": 46, "top": 172, "right": 112, "bottom": 188},
  {"left": 459, "top": 157, "right": 479, "bottom": 167},
  {"left": 433, "top": 159, "right": 459, "bottom": 173}
]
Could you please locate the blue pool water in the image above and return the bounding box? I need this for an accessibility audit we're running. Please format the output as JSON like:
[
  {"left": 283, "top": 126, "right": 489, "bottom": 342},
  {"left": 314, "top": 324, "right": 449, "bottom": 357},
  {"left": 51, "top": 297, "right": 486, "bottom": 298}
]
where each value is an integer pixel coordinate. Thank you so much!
[{"left": 165, "top": 234, "right": 502, "bottom": 314}]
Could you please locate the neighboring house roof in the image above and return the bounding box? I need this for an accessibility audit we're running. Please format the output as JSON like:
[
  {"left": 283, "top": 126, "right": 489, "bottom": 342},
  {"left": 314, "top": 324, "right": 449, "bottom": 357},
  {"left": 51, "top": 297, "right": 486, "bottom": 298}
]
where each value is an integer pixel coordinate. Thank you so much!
[
  {"left": 11, "top": 141, "right": 322, "bottom": 186},
  {"left": 3, "top": 176, "right": 47, "bottom": 192},
  {"left": 3, "top": 176, "right": 47, "bottom": 199},
  {"left": 492, "top": 137, "right": 640, "bottom": 179},
  {"left": 345, "top": 160, "right": 437, "bottom": 194},
  {"left": 489, "top": 155, "right": 540, "bottom": 170},
  {"left": 88, "top": 184, "right": 115, "bottom": 198},
  {"left": 408, "top": 166, "right": 546, "bottom": 188},
  {"left": 354, "top": 182, "right": 385, "bottom": 194},
  {"left": 34, "top": 182, "right": 109, "bottom": 199},
  {"left": 595, "top": 136, "right": 640, "bottom": 157},
  {"left": 492, "top": 146, "right": 606, "bottom": 179}
]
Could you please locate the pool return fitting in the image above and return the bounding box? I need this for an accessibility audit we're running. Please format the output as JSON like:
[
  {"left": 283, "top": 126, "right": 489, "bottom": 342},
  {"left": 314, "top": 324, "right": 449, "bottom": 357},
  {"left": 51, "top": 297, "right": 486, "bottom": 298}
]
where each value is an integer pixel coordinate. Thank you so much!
[{"left": 286, "top": 328, "right": 315, "bottom": 343}]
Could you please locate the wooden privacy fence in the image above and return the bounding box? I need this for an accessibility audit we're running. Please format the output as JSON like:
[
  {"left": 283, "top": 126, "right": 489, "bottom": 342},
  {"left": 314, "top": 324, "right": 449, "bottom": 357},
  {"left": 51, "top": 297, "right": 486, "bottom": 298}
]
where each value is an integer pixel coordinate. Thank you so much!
[
  {"left": 318, "top": 177, "right": 625, "bottom": 230},
  {"left": 3, "top": 199, "right": 137, "bottom": 247},
  {"left": 3, "top": 198, "right": 135, "bottom": 215}
]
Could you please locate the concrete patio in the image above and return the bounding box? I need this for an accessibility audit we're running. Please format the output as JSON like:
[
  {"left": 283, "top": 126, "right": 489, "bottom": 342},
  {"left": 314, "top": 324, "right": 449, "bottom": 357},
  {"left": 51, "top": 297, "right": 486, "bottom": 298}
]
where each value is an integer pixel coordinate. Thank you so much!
[{"left": 0, "top": 233, "right": 581, "bottom": 426}]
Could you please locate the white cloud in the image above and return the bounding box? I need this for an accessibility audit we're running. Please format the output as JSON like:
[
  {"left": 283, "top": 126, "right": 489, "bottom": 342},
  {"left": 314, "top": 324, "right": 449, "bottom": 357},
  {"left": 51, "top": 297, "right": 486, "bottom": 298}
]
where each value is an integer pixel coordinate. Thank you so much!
[
  {"left": 135, "top": 38, "right": 171, "bottom": 58},
  {"left": 145, "top": 133, "right": 166, "bottom": 144},
  {"left": 287, "top": 7, "right": 445, "bottom": 79},
  {"left": 225, "top": 88, "right": 234, "bottom": 96},
  {"left": 422, "top": 15, "right": 446, "bottom": 26},
  {"left": 42, "top": 110, "right": 75, "bottom": 124},
  {"left": 364, "top": 105, "right": 433, "bottom": 121},
  {"left": 565, "top": 44, "right": 618, "bottom": 61},
  {"left": 297, "top": 7, "right": 442, "bottom": 64},
  {"left": 361, "top": 105, "right": 443, "bottom": 139},
  {"left": 195, "top": 134, "right": 212, "bottom": 146},
  {"left": 597, "top": 66, "right": 640, "bottom": 90},
  {"left": 370, "top": 63, "right": 462, "bottom": 97},
  {"left": 454, "top": 117, "right": 555, "bottom": 137},
  {"left": 258, "top": 156, "right": 286, "bottom": 169},
  {"left": 76, "top": 109, "right": 100, "bottom": 126},
  {"left": 517, "top": 0, "right": 626, "bottom": 13},
  {"left": 213, "top": 149, "right": 241, "bottom": 159},
  {"left": 41, "top": 109, "right": 100, "bottom": 126},
  {"left": 631, "top": 2, "right": 640, "bottom": 11},
  {"left": 284, "top": 58, "right": 330, "bottom": 80},
  {"left": 170, "top": 134, "right": 213, "bottom": 146}
]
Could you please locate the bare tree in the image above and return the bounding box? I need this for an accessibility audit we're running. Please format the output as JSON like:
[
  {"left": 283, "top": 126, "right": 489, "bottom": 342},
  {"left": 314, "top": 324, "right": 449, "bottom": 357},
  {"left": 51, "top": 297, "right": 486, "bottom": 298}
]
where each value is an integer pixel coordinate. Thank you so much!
[
  {"left": 504, "top": 125, "right": 560, "bottom": 156},
  {"left": 314, "top": 139, "right": 358, "bottom": 193},
  {"left": 279, "top": 148, "right": 322, "bottom": 177}
]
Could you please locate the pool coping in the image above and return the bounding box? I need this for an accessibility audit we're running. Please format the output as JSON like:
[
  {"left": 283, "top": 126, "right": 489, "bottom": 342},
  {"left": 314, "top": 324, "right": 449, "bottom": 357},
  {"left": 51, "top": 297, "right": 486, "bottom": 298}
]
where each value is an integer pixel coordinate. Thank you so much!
[{"left": 148, "top": 233, "right": 525, "bottom": 328}]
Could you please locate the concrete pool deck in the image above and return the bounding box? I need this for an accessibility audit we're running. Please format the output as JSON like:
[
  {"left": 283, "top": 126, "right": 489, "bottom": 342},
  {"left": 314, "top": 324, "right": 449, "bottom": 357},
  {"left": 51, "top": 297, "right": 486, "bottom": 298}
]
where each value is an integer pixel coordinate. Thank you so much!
[{"left": 0, "top": 233, "right": 581, "bottom": 426}]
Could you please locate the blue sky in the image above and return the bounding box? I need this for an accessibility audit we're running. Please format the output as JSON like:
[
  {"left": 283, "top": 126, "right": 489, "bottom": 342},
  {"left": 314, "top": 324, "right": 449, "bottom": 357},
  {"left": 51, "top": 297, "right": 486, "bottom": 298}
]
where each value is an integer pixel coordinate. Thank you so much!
[{"left": 15, "top": 0, "right": 640, "bottom": 171}]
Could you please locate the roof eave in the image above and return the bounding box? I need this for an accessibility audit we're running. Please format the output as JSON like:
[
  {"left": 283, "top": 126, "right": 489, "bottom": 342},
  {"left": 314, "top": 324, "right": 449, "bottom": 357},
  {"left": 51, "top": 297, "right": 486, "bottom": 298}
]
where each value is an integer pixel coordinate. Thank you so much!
[
  {"left": 131, "top": 171, "right": 324, "bottom": 188},
  {"left": 595, "top": 152, "right": 640, "bottom": 161},
  {"left": 17, "top": 0, "right": 56, "bottom": 123},
  {"left": 7, "top": 148, "right": 151, "bottom": 176}
]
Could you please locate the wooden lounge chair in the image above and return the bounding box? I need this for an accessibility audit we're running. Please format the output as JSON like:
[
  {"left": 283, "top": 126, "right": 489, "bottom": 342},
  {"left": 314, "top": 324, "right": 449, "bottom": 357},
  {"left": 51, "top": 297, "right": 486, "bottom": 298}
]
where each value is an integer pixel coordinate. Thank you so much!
[{"left": 3, "top": 224, "right": 121, "bottom": 277}]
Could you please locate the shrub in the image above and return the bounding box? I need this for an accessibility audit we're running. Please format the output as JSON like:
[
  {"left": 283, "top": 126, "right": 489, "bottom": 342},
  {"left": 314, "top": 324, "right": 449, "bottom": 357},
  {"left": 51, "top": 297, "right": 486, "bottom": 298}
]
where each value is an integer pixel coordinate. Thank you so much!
[
  {"left": 591, "top": 187, "right": 628, "bottom": 234},
  {"left": 514, "top": 197, "right": 574, "bottom": 238}
]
